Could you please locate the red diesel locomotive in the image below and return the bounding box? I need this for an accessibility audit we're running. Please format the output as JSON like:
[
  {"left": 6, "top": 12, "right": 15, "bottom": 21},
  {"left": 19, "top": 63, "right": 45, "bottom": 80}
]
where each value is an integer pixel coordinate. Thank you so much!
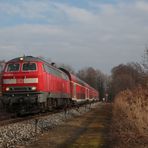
[{"left": 1, "top": 56, "right": 99, "bottom": 114}]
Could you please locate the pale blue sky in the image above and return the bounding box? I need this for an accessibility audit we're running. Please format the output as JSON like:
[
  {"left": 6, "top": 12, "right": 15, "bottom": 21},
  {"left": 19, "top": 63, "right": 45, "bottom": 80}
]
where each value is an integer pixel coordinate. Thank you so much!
[{"left": 0, "top": 0, "right": 147, "bottom": 73}]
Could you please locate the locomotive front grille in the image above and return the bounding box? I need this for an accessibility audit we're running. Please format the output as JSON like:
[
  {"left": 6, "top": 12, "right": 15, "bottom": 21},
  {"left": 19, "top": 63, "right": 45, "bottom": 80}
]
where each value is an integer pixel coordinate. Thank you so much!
[{"left": 9, "top": 87, "right": 32, "bottom": 92}]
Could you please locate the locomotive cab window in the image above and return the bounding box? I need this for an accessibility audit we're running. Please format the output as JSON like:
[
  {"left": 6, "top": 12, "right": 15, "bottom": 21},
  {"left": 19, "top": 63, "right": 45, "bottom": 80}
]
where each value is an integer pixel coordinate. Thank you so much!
[
  {"left": 6, "top": 63, "right": 20, "bottom": 72},
  {"left": 23, "top": 63, "right": 37, "bottom": 71}
]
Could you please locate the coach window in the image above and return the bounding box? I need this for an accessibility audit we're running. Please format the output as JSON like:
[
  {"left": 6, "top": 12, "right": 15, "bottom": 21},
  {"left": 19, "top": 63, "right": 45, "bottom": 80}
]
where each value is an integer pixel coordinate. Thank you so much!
[
  {"left": 23, "top": 63, "right": 36, "bottom": 71},
  {"left": 6, "top": 63, "right": 20, "bottom": 72}
]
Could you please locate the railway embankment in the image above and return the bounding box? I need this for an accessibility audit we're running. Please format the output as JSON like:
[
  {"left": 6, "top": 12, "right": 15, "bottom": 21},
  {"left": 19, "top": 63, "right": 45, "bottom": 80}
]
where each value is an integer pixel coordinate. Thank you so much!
[
  {"left": 0, "top": 103, "right": 98, "bottom": 147},
  {"left": 110, "top": 87, "right": 148, "bottom": 148}
]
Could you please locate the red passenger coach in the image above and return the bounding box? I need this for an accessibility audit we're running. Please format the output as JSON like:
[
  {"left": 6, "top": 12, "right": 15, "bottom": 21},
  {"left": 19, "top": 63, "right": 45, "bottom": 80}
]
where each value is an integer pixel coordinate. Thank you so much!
[
  {"left": 1, "top": 56, "right": 99, "bottom": 114},
  {"left": 59, "top": 68, "right": 99, "bottom": 103}
]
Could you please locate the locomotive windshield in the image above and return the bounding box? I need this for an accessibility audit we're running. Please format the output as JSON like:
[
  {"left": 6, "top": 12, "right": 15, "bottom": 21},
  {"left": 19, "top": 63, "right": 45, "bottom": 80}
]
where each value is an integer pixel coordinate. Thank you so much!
[
  {"left": 6, "top": 63, "right": 20, "bottom": 72},
  {"left": 23, "top": 63, "right": 36, "bottom": 71}
]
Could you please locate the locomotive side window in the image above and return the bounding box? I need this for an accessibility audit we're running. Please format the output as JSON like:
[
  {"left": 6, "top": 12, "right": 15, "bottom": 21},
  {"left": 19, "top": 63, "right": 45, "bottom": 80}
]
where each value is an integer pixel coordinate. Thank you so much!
[
  {"left": 43, "top": 64, "right": 49, "bottom": 72},
  {"left": 6, "top": 63, "right": 20, "bottom": 72},
  {"left": 43, "top": 64, "right": 63, "bottom": 78},
  {"left": 23, "top": 63, "right": 36, "bottom": 71},
  {"left": 43, "top": 64, "right": 54, "bottom": 74},
  {"left": 62, "top": 73, "right": 69, "bottom": 80}
]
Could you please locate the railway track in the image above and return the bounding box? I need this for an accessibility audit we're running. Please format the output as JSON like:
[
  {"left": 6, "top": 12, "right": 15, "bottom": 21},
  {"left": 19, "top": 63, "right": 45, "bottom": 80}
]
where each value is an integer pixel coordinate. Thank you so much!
[
  {"left": 0, "top": 109, "right": 61, "bottom": 127},
  {"left": 0, "top": 103, "right": 91, "bottom": 127}
]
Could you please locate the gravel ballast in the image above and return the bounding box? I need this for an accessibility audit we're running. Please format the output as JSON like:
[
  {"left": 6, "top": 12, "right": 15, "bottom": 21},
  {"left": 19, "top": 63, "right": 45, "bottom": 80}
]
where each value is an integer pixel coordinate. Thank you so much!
[{"left": 0, "top": 103, "right": 99, "bottom": 148}]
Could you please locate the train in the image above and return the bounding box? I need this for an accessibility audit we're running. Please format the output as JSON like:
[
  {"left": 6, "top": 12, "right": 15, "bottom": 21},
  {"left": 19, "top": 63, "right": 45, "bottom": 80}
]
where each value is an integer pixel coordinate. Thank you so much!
[{"left": 0, "top": 56, "right": 99, "bottom": 114}]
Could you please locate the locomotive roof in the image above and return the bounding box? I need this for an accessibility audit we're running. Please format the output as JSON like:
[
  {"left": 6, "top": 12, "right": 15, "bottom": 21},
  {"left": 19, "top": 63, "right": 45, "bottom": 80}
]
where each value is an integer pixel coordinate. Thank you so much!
[
  {"left": 8, "top": 55, "right": 66, "bottom": 72},
  {"left": 8, "top": 56, "right": 46, "bottom": 63}
]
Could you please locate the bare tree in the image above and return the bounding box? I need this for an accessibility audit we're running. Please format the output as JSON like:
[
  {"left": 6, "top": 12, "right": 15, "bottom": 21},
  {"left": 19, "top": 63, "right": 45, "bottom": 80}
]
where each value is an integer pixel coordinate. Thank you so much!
[
  {"left": 0, "top": 60, "right": 5, "bottom": 72},
  {"left": 77, "top": 67, "right": 97, "bottom": 88},
  {"left": 110, "top": 61, "right": 148, "bottom": 97},
  {"left": 142, "top": 48, "right": 148, "bottom": 72},
  {"left": 77, "top": 67, "right": 108, "bottom": 100}
]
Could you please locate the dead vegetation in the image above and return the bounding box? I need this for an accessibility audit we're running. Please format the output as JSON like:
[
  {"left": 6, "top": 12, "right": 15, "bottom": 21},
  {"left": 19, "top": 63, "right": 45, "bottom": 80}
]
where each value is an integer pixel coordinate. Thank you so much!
[{"left": 110, "top": 87, "right": 148, "bottom": 148}]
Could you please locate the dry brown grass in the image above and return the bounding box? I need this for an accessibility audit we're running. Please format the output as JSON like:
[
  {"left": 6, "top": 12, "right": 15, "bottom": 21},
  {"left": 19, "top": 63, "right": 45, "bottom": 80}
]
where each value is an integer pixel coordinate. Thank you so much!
[{"left": 110, "top": 87, "right": 148, "bottom": 148}]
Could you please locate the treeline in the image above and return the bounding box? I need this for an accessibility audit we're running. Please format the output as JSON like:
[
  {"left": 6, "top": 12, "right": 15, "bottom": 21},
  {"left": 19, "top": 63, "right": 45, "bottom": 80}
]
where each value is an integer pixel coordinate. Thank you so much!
[
  {"left": 111, "top": 49, "right": 148, "bottom": 97},
  {"left": 111, "top": 62, "right": 148, "bottom": 97},
  {"left": 110, "top": 50, "right": 148, "bottom": 147},
  {"left": 52, "top": 49, "right": 148, "bottom": 101},
  {"left": 64, "top": 50, "right": 147, "bottom": 101},
  {"left": 77, "top": 67, "right": 108, "bottom": 100}
]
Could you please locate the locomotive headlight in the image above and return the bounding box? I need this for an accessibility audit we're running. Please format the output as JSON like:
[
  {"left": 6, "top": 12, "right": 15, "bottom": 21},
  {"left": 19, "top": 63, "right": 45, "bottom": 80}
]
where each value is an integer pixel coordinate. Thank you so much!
[
  {"left": 6, "top": 87, "right": 10, "bottom": 91},
  {"left": 20, "top": 57, "right": 23, "bottom": 61},
  {"left": 31, "top": 86, "right": 36, "bottom": 91}
]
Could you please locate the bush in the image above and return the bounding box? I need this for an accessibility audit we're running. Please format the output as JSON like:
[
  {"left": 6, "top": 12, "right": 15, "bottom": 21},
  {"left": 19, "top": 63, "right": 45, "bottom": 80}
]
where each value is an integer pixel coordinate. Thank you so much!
[{"left": 111, "top": 87, "right": 148, "bottom": 148}]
